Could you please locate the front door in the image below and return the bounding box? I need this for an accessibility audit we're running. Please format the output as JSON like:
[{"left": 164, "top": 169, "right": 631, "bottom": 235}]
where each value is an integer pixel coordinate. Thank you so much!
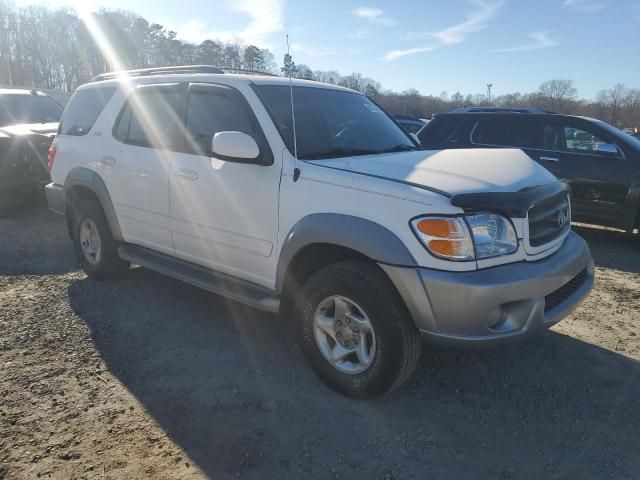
[
  {"left": 532, "top": 118, "right": 630, "bottom": 228},
  {"left": 169, "top": 83, "right": 280, "bottom": 289}
]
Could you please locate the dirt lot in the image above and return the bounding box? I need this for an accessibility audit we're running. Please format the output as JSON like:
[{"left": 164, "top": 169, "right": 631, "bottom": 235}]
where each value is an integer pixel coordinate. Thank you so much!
[{"left": 1, "top": 204, "right": 639, "bottom": 480}]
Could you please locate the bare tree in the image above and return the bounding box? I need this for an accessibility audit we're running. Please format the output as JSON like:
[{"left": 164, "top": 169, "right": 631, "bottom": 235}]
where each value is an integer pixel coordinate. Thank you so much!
[
  {"left": 295, "top": 63, "right": 314, "bottom": 80},
  {"left": 538, "top": 79, "right": 578, "bottom": 113},
  {"left": 1, "top": 2, "right": 639, "bottom": 130}
]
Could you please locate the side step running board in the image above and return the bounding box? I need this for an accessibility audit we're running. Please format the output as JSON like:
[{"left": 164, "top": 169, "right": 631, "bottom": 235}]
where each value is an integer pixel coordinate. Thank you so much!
[{"left": 118, "top": 244, "right": 280, "bottom": 313}]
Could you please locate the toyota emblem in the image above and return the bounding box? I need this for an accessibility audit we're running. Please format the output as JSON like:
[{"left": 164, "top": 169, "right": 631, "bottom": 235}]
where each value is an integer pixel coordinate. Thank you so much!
[{"left": 557, "top": 208, "right": 569, "bottom": 228}]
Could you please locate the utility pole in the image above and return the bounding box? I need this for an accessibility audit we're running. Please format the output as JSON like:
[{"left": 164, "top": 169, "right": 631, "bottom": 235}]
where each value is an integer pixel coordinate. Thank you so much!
[{"left": 486, "top": 83, "right": 493, "bottom": 105}]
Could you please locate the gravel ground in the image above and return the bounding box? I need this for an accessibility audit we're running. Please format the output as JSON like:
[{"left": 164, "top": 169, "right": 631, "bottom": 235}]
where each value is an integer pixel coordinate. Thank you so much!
[{"left": 1, "top": 204, "right": 639, "bottom": 480}]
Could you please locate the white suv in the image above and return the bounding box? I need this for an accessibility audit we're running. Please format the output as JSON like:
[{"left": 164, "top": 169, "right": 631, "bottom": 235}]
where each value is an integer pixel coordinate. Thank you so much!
[{"left": 46, "top": 66, "right": 594, "bottom": 398}]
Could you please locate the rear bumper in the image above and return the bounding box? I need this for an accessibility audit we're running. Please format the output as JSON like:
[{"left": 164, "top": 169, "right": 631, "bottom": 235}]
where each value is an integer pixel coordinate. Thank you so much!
[
  {"left": 381, "top": 231, "right": 594, "bottom": 346},
  {"left": 44, "top": 182, "right": 65, "bottom": 215}
]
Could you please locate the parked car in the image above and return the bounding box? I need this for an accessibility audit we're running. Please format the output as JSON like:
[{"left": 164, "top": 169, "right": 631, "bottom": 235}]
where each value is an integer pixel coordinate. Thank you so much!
[
  {"left": 394, "top": 115, "right": 426, "bottom": 134},
  {"left": 0, "top": 88, "right": 63, "bottom": 215},
  {"left": 622, "top": 127, "right": 637, "bottom": 135},
  {"left": 417, "top": 107, "right": 640, "bottom": 234},
  {"left": 46, "top": 67, "right": 594, "bottom": 398}
]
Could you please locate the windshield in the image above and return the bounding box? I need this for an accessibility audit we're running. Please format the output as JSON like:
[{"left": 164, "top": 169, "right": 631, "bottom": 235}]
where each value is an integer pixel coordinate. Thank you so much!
[
  {"left": 254, "top": 85, "right": 415, "bottom": 160},
  {"left": 0, "top": 94, "right": 64, "bottom": 127}
]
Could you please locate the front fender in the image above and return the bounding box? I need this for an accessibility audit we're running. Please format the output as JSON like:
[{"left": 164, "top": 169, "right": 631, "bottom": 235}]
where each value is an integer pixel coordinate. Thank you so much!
[{"left": 275, "top": 213, "right": 417, "bottom": 292}]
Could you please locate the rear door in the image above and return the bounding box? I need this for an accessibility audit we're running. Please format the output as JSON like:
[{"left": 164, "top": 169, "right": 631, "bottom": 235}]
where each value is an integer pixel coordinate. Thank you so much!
[
  {"left": 469, "top": 116, "right": 543, "bottom": 153},
  {"left": 97, "top": 83, "right": 186, "bottom": 255},
  {"left": 535, "top": 117, "right": 630, "bottom": 228}
]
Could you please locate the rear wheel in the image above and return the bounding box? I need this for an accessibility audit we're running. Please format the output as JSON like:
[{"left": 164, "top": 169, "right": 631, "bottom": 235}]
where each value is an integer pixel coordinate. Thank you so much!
[
  {"left": 71, "top": 200, "right": 129, "bottom": 279},
  {"left": 298, "top": 260, "right": 422, "bottom": 398}
]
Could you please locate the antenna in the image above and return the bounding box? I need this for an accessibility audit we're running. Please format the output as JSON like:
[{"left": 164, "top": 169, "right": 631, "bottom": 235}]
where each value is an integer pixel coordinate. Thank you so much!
[{"left": 286, "top": 34, "right": 300, "bottom": 182}]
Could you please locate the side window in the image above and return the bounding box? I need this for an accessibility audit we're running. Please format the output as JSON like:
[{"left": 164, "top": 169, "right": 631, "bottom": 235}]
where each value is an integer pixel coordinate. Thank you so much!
[
  {"left": 472, "top": 121, "right": 541, "bottom": 148},
  {"left": 112, "top": 85, "right": 186, "bottom": 151},
  {"left": 0, "top": 100, "right": 10, "bottom": 126},
  {"left": 417, "top": 117, "right": 464, "bottom": 147},
  {"left": 183, "top": 86, "right": 272, "bottom": 163},
  {"left": 542, "top": 125, "right": 564, "bottom": 151},
  {"left": 563, "top": 127, "right": 607, "bottom": 153},
  {"left": 59, "top": 87, "right": 116, "bottom": 136},
  {"left": 113, "top": 104, "right": 131, "bottom": 142}
]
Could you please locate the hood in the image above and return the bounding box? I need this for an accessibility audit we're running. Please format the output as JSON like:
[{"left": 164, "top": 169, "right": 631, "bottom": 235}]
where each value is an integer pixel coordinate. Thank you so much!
[
  {"left": 0, "top": 122, "right": 58, "bottom": 138},
  {"left": 307, "top": 148, "right": 557, "bottom": 197}
]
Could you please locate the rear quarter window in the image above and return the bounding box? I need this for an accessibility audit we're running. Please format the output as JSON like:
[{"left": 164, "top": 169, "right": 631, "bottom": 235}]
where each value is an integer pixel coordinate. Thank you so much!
[
  {"left": 417, "top": 116, "right": 465, "bottom": 148},
  {"left": 59, "top": 86, "right": 116, "bottom": 136}
]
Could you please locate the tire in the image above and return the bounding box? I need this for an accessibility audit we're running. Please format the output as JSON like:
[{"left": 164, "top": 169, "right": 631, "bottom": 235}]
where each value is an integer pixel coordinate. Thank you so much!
[
  {"left": 298, "top": 260, "right": 422, "bottom": 398},
  {"left": 71, "top": 200, "right": 129, "bottom": 280}
]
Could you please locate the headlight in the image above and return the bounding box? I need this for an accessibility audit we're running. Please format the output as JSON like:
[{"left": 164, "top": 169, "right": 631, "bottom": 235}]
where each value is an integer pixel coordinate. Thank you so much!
[
  {"left": 411, "top": 213, "right": 517, "bottom": 261},
  {"left": 465, "top": 213, "right": 518, "bottom": 258}
]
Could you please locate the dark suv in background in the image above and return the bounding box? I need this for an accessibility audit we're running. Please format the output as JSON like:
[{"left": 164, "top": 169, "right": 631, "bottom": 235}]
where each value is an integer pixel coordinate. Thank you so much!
[
  {"left": 417, "top": 107, "right": 640, "bottom": 234},
  {"left": 0, "top": 88, "right": 63, "bottom": 215}
]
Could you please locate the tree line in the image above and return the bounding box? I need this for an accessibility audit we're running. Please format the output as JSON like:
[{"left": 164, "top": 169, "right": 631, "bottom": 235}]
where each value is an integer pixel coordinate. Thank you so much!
[
  {"left": 372, "top": 80, "right": 640, "bottom": 129},
  {"left": 1, "top": 2, "right": 638, "bottom": 128},
  {"left": 0, "top": 3, "right": 277, "bottom": 91}
]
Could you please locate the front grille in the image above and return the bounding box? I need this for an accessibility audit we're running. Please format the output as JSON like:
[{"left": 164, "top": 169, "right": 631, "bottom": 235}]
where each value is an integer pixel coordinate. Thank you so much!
[
  {"left": 528, "top": 193, "right": 570, "bottom": 247},
  {"left": 544, "top": 269, "right": 588, "bottom": 313}
]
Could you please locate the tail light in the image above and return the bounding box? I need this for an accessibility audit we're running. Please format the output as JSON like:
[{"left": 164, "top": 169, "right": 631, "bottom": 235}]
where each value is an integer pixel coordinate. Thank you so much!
[{"left": 47, "top": 144, "right": 57, "bottom": 170}]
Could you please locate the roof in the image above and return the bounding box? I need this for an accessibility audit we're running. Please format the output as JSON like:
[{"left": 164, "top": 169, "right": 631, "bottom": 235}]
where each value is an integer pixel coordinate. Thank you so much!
[
  {"left": 450, "top": 107, "right": 550, "bottom": 114},
  {"left": 232, "top": 74, "right": 357, "bottom": 92},
  {"left": 82, "top": 65, "right": 358, "bottom": 94}
]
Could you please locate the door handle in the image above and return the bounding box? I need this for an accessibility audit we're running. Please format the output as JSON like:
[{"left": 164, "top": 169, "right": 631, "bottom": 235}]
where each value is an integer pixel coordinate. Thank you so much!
[
  {"left": 175, "top": 169, "right": 199, "bottom": 181},
  {"left": 98, "top": 155, "right": 116, "bottom": 166},
  {"left": 539, "top": 156, "right": 559, "bottom": 162}
]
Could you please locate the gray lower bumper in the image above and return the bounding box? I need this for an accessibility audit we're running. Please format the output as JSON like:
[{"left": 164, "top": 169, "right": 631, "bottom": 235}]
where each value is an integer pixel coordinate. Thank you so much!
[
  {"left": 382, "top": 231, "right": 594, "bottom": 346},
  {"left": 44, "top": 183, "right": 65, "bottom": 215}
]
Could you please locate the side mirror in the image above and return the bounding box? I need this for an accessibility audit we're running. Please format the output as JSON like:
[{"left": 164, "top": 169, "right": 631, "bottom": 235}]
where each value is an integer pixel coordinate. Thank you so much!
[
  {"left": 595, "top": 143, "right": 620, "bottom": 157},
  {"left": 211, "top": 131, "right": 260, "bottom": 163}
]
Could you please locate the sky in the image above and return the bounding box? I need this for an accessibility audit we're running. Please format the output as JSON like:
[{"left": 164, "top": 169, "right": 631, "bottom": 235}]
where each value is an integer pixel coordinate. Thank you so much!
[{"left": 12, "top": 0, "right": 640, "bottom": 98}]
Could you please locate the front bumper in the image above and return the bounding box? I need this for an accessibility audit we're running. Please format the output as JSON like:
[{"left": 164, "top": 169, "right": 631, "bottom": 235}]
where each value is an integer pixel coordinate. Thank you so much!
[{"left": 381, "top": 231, "right": 594, "bottom": 346}]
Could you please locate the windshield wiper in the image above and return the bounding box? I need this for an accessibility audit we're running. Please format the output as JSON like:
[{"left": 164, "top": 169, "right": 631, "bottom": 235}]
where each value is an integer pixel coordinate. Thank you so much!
[
  {"left": 301, "top": 144, "right": 418, "bottom": 160},
  {"left": 300, "top": 147, "right": 378, "bottom": 160}
]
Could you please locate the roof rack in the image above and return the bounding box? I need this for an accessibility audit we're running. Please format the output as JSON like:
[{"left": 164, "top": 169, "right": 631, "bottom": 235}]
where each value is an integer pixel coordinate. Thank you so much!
[
  {"left": 221, "top": 68, "right": 277, "bottom": 77},
  {"left": 91, "top": 65, "right": 279, "bottom": 82},
  {"left": 91, "top": 65, "right": 225, "bottom": 82},
  {"left": 450, "top": 107, "right": 550, "bottom": 114}
]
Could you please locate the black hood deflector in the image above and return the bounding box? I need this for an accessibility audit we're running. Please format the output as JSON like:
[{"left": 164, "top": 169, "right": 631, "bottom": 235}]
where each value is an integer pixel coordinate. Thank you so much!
[{"left": 450, "top": 181, "right": 571, "bottom": 218}]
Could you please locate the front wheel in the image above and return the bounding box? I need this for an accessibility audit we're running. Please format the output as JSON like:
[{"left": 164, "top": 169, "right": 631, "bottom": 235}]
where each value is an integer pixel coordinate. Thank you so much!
[{"left": 298, "top": 261, "right": 422, "bottom": 398}]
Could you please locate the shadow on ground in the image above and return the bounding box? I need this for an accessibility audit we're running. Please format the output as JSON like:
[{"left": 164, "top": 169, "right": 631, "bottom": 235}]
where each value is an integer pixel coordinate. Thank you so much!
[
  {"left": 573, "top": 224, "right": 639, "bottom": 274},
  {"left": 68, "top": 267, "right": 640, "bottom": 480},
  {"left": 5, "top": 205, "right": 640, "bottom": 479},
  {"left": 0, "top": 202, "right": 77, "bottom": 276}
]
